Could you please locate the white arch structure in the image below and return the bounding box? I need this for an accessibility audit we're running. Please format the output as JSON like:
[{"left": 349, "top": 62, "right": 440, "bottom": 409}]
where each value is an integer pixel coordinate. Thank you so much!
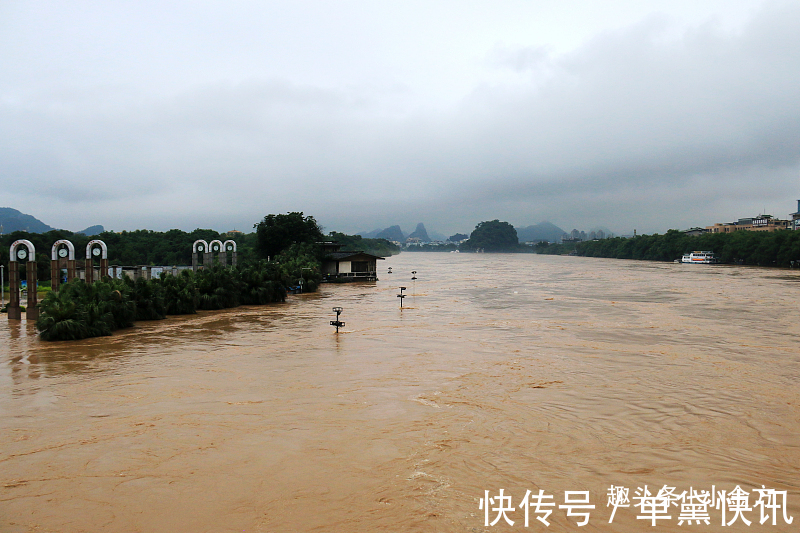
[
  {"left": 208, "top": 240, "right": 225, "bottom": 266},
  {"left": 223, "top": 240, "right": 238, "bottom": 266},
  {"left": 50, "top": 240, "right": 77, "bottom": 291},
  {"left": 84, "top": 240, "right": 108, "bottom": 284},
  {"left": 10, "top": 239, "right": 35, "bottom": 261},
  {"left": 192, "top": 239, "right": 209, "bottom": 254},
  {"left": 7, "top": 239, "right": 37, "bottom": 321},
  {"left": 51, "top": 239, "right": 75, "bottom": 260},
  {"left": 192, "top": 239, "right": 209, "bottom": 271},
  {"left": 86, "top": 240, "right": 108, "bottom": 259}
]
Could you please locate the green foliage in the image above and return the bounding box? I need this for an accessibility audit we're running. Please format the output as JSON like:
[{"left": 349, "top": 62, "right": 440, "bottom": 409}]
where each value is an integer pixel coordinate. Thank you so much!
[
  {"left": 237, "top": 261, "right": 286, "bottom": 305},
  {"left": 126, "top": 276, "right": 167, "bottom": 320},
  {"left": 254, "top": 212, "right": 324, "bottom": 259},
  {"left": 195, "top": 265, "right": 243, "bottom": 310},
  {"left": 534, "top": 241, "right": 577, "bottom": 255},
  {"left": 36, "top": 261, "right": 290, "bottom": 341},
  {"left": 35, "top": 289, "right": 87, "bottom": 341},
  {"left": 36, "top": 278, "right": 136, "bottom": 341},
  {"left": 576, "top": 229, "right": 800, "bottom": 266},
  {"left": 326, "top": 231, "right": 399, "bottom": 257},
  {"left": 276, "top": 243, "right": 323, "bottom": 292},
  {"left": 461, "top": 220, "right": 519, "bottom": 252},
  {"left": 160, "top": 269, "right": 198, "bottom": 315}
]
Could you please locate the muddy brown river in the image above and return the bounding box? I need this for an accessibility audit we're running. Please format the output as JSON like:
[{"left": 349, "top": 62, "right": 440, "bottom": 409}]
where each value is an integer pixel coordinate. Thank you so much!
[{"left": 1, "top": 254, "right": 799, "bottom": 532}]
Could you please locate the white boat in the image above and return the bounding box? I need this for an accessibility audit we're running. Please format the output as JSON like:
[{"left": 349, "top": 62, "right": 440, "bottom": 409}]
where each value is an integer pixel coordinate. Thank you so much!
[{"left": 681, "top": 251, "right": 717, "bottom": 264}]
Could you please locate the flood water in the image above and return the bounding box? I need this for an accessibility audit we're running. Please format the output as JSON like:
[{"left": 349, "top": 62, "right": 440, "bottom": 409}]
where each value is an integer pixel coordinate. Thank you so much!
[{"left": 1, "top": 253, "right": 799, "bottom": 532}]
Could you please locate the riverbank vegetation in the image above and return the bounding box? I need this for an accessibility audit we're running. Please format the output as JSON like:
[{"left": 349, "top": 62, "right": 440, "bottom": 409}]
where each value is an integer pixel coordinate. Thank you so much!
[
  {"left": 535, "top": 229, "right": 800, "bottom": 267},
  {"left": 35, "top": 264, "right": 289, "bottom": 341},
  {"left": 326, "top": 232, "right": 400, "bottom": 256},
  {"left": 24, "top": 212, "right": 335, "bottom": 341}
]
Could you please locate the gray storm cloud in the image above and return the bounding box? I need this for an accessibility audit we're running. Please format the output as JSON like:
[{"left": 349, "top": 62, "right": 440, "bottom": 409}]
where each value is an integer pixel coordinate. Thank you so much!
[{"left": 0, "top": 1, "right": 798, "bottom": 235}]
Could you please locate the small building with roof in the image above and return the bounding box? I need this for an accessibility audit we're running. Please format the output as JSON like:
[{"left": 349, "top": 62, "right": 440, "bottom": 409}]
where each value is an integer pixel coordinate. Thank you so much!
[{"left": 320, "top": 242, "right": 384, "bottom": 282}]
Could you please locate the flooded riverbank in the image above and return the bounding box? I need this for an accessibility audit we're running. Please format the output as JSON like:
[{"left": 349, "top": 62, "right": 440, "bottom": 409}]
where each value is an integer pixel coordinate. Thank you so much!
[{"left": 2, "top": 254, "right": 798, "bottom": 532}]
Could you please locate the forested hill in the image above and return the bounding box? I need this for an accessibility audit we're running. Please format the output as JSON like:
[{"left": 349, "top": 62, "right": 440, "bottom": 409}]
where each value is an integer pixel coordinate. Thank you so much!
[
  {"left": 574, "top": 229, "right": 800, "bottom": 267},
  {"left": 0, "top": 207, "right": 56, "bottom": 233}
]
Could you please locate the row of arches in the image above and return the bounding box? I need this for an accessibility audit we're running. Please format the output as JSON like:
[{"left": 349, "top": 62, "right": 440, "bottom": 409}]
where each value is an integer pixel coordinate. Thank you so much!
[
  {"left": 7, "top": 239, "right": 109, "bottom": 320},
  {"left": 8, "top": 238, "right": 239, "bottom": 321},
  {"left": 192, "top": 239, "right": 237, "bottom": 271},
  {"left": 49, "top": 239, "right": 109, "bottom": 289}
]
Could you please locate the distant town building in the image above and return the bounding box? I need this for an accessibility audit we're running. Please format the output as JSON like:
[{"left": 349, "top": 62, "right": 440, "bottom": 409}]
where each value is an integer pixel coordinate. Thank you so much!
[
  {"left": 706, "top": 215, "right": 791, "bottom": 233},
  {"left": 792, "top": 200, "right": 800, "bottom": 230},
  {"left": 683, "top": 227, "right": 709, "bottom": 236}
]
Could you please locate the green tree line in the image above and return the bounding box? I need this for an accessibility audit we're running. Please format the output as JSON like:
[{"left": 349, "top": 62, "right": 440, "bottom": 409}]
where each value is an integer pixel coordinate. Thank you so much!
[
  {"left": 568, "top": 229, "right": 800, "bottom": 266},
  {"left": 36, "top": 264, "right": 289, "bottom": 341}
]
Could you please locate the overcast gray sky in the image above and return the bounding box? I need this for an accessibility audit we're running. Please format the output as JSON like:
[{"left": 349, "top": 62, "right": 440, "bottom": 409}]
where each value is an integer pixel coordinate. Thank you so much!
[{"left": 1, "top": 0, "right": 798, "bottom": 236}]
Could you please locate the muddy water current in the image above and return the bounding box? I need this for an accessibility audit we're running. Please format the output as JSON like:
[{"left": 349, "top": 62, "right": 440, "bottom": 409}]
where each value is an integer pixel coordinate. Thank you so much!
[{"left": 1, "top": 254, "right": 799, "bottom": 532}]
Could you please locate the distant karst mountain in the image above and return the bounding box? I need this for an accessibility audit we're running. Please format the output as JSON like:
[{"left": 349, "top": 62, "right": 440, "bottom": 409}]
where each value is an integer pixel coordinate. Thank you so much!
[
  {"left": 0, "top": 207, "right": 56, "bottom": 234},
  {"left": 515, "top": 221, "right": 567, "bottom": 243},
  {"left": 407, "top": 223, "right": 430, "bottom": 242},
  {"left": 0, "top": 207, "right": 105, "bottom": 235},
  {"left": 375, "top": 225, "right": 405, "bottom": 242},
  {"left": 77, "top": 225, "right": 105, "bottom": 236},
  {"left": 358, "top": 228, "right": 384, "bottom": 239}
]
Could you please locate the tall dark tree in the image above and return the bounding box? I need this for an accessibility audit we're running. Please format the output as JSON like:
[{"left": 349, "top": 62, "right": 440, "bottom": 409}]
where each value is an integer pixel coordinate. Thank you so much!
[
  {"left": 462, "top": 220, "right": 519, "bottom": 252},
  {"left": 254, "top": 212, "right": 324, "bottom": 259}
]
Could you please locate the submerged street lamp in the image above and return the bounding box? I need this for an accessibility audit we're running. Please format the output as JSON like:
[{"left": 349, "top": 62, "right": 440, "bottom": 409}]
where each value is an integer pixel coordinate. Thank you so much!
[
  {"left": 397, "top": 286, "right": 406, "bottom": 308},
  {"left": 388, "top": 266, "right": 393, "bottom": 274},
  {"left": 330, "top": 307, "right": 345, "bottom": 332}
]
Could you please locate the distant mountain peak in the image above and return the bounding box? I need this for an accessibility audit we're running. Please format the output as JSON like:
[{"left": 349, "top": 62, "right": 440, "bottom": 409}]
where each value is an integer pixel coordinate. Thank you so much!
[
  {"left": 375, "top": 225, "right": 405, "bottom": 242},
  {"left": 515, "top": 221, "right": 567, "bottom": 243},
  {"left": 77, "top": 225, "right": 105, "bottom": 236},
  {"left": 0, "top": 207, "right": 56, "bottom": 234},
  {"left": 407, "top": 223, "right": 430, "bottom": 242}
]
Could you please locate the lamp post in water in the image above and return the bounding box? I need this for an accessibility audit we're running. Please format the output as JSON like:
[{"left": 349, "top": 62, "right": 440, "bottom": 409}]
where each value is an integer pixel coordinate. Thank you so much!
[
  {"left": 411, "top": 271, "right": 417, "bottom": 296},
  {"left": 397, "top": 287, "right": 406, "bottom": 308},
  {"left": 330, "top": 307, "right": 345, "bottom": 332}
]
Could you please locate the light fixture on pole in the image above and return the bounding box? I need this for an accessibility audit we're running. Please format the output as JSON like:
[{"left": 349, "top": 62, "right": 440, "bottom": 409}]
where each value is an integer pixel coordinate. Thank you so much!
[
  {"left": 397, "top": 286, "right": 406, "bottom": 308},
  {"left": 330, "top": 307, "right": 345, "bottom": 332}
]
